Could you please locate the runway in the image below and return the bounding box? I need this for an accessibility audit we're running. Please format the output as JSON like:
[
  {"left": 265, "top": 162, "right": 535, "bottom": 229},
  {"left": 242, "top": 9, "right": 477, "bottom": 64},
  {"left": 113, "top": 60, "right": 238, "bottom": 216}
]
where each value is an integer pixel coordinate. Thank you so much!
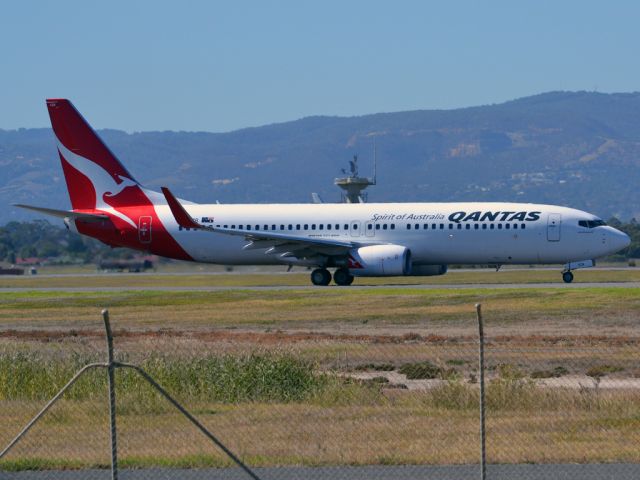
[
  {"left": 4, "top": 463, "right": 639, "bottom": 479},
  {"left": 2, "top": 282, "right": 639, "bottom": 293}
]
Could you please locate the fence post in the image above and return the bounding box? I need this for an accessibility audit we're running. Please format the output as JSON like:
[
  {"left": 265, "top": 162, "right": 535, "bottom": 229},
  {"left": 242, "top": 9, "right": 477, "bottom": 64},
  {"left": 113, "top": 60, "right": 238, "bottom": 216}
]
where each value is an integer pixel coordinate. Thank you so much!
[
  {"left": 476, "top": 303, "right": 487, "bottom": 480},
  {"left": 102, "top": 309, "right": 118, "bottom": 480}
]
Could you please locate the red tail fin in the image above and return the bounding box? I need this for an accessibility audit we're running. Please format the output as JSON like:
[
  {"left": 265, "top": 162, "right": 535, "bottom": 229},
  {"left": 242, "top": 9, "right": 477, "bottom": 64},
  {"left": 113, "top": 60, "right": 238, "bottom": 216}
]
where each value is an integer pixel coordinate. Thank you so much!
[{"left": 46, "top": 99, "right": 139, "bottom": 210}]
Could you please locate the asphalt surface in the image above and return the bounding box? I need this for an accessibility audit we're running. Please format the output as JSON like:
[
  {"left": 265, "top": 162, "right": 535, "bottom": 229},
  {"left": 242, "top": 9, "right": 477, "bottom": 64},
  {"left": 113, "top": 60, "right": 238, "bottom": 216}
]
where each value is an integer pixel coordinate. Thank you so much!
[
  {"left": 3, "top": 464, "right": 639, "bottom": 479},
  {"left": 2, "top": 282, "right": 640, "bottom": 293}
]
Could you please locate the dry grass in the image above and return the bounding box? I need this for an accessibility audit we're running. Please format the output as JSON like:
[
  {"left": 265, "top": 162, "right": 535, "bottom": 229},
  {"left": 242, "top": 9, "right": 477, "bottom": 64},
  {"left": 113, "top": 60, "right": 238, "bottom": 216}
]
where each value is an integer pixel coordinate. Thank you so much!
[
  {"left": 2, "top": 388, "right": 640, "bottom": 469},
  {"left": 1, "top": 281, "right": 640, "bottom": 470},
  {"left": 1, "top": 287, "right": 639, "bottom": 338}
]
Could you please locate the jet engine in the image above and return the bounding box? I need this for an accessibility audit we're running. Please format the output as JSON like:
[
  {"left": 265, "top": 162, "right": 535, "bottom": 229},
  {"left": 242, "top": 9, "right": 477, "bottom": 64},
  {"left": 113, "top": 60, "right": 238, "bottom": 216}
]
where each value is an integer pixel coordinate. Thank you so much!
[{"left": 349, "top": 245, "right": 412, "bottom": 276}]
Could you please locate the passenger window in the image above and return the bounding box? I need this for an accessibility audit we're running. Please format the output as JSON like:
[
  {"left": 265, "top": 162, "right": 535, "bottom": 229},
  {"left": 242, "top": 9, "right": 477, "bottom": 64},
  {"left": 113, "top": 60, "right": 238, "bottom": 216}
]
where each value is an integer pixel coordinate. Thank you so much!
[
  {"left": 246, "top": 225, "right": 251, "bottom": 230},
  {"left": 319, "top": 224, "right": 324, "bottom": 230},
  {"left": 263, "top": 225, "right": 268, "bottom": 230},
  {"left": 239, "top": 225, "right": 243, "bottom": 230},
  {"left": 375, "top": 224, "right": 380, "bottom": 230},
  {"left": 335, "top": 224, "right": 340, "bottom": 230},
  {"left": 280, "top": 225, "right": 284, "bottom": 230},
  {"left": 312, "top": 224, "right": 316, "bottom": 230},
  {"left": 440, "top": 224, "right": 444, "bottom": 229},
  {"left": 344, "top": 224, "right": 349, "bottom": 230},
  {"left": 271, "top": 225, "right": 276, "bottom": 230},
  {"left": 474, "top": 224, "right": 479, "bottom": 230},
  {"left": 255, "top": 225, "right": 260, "bottom": 230},
  {"left": 304, "top": 224, "right": 308, "bottom": 230},
  {"left": 498, "top": 224, "right": 502, "bottom": 230},
  {"left": 449, "top": 224, "right": 453, "bottom": 229},
  {"left": 521, "top": 224, "right": 526, "bottom": 229},
  {"left": 506, "top": 224, "right": 510, "bottom": 230},
  {"left": 327, "top": 224, "right": 332, "bottom": 230},
  {"left": 457, "top": 224, "right": 462, "bottom": 230},
  {"left": 465, "top": 224, "right": 470, "bottom": 230},
  {"left": 296, "top": 224, "right": 300, "bottom": 230},
  {"left": 415, "top": 224, "right": 419, "bottom": 230},
  {"left": 513, "top": 224, "right": 518, "bottom": 230},
  {"left": 231, "top": 225, "right": 236, "bottom": 229},
  {"left": 482, "top": 224, "right": 487, "bottom": 230},
  {"left": 353, "top": 224, "right": 358, "bottom": 230},
  {"left": 383, "top": 224, "right": 388, "bottom": 230},
  {"left": 490, "top": 224, "right": 495, "bottom": 230},
  {"left": 407, "top": 224, "right": 411, "bottom": 230},
  {"left": 390, "top": 224, "right": 395, "bottom": 230},
  {"left": 224, "top": 225, "right": 228, "bottom": 228},
  {"left": 367, "top": 224, "right": 373, "bottom": 230}
]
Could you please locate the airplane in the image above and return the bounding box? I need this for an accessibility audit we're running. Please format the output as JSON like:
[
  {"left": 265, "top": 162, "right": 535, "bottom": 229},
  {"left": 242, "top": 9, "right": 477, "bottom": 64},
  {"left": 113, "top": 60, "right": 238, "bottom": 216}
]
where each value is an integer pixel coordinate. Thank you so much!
[{"left": 16, "top": 99, "right": 631, "bottom": 286}]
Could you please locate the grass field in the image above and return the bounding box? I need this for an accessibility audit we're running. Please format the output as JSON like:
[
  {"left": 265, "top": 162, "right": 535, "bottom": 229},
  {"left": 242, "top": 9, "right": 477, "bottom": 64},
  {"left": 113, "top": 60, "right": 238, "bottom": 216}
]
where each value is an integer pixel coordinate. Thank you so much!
[
  {"left": 1, "top": 273, "right": 639, "bottom": 470},
  {"left": 2, "top": 266, "right": 640, "bottom": 289}
]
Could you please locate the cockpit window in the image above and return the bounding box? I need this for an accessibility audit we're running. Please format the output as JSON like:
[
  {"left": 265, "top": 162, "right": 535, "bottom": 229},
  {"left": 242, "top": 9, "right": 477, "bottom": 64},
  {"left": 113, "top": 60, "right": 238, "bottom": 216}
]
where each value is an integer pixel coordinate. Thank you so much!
[{"left": 579, "top": 219, "right": 606, "bottom": 228}]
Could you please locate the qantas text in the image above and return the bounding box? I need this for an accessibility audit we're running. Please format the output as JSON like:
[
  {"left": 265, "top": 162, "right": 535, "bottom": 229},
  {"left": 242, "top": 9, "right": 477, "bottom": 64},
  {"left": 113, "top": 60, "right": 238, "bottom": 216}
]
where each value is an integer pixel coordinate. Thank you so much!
[{"left": 371, "top": 211, "right": 541, "bottom": 223}]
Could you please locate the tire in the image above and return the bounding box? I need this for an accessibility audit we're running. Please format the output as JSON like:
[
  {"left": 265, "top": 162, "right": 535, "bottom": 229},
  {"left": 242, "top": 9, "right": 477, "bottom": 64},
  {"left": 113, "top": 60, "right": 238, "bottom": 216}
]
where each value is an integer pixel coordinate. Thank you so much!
[
  {"left": 311, "top": 268, "right": 331, "bottom": 286},
  {"left": 562, "top": 271, "right": 574, "bottom": 283},
  {"left": 334, "top": 268, "right": 354, "bottom": 286}
]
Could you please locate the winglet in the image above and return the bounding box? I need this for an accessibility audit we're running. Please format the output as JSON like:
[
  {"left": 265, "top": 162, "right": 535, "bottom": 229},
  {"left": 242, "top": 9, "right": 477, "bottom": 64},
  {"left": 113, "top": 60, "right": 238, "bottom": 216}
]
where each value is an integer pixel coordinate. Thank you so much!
[{"left": 161, "top": 187, "right": 202, "bottom": 229}]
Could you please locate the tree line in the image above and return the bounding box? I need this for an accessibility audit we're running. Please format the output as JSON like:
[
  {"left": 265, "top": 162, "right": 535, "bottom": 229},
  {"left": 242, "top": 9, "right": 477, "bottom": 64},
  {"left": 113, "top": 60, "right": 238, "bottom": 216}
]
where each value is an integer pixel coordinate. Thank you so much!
[{"left": 0, "top": 220, "right": 136, "bottom": 264}]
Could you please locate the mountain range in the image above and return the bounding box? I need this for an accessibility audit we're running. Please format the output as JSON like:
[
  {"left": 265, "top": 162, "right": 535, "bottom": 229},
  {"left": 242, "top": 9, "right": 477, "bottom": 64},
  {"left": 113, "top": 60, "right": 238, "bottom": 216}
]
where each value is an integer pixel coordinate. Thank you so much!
[{"left": 3, "top": 91, "right": 640, "bottom": 224}]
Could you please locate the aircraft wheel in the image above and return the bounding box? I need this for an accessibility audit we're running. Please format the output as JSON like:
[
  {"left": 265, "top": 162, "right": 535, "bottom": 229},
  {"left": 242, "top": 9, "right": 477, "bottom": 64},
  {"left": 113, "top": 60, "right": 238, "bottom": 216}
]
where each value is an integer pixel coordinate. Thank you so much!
[
  {"left": 562, "top": 271, "right": 574, "bottom": 284},
  {"left": 311, "top": 268, "right": 332, "bottom": 286},
  {"left": 334, "top": 268, "right": 354, "bottom": 286}
]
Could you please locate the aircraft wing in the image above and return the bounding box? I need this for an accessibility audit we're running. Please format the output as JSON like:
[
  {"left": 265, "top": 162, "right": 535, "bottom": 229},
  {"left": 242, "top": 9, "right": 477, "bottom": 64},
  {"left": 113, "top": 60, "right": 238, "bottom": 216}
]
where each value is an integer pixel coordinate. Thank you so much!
[
  {"left": 161, "top": 187, "right": 359, "bottom": 255},
  {"left": 14, "top": 204, "right": 110, "bottom": 222}
]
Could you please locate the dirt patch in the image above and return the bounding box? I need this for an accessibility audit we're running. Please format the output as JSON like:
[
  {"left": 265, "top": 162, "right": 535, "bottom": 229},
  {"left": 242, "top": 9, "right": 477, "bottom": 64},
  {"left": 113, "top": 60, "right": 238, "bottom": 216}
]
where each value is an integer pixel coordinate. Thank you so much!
[{"left": 3, "top": 328, "right": 640, "bottom": 348}]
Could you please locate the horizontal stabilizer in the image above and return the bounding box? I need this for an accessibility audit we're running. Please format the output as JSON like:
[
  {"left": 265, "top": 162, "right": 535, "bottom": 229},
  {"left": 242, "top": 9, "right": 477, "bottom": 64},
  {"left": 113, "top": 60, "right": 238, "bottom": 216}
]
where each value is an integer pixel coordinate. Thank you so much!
[{"left": 14, "top": 204, "right": 109, "bottom": 222}]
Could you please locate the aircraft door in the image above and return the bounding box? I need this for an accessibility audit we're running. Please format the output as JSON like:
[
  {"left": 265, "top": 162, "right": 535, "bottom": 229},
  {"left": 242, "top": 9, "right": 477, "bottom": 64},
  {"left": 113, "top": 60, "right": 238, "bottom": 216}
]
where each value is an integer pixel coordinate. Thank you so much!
[
  {"left": 547, "top": 213, "right": 561, "bottom": 242},
  {"left": 350, "top": 220, "right": 361, "bottom": 237},
  {"left": 365, "top": 221, "right": 375, "bottom": 237},
  {"left": 139, "top": 216, "right": 152, "bottom": 244}
]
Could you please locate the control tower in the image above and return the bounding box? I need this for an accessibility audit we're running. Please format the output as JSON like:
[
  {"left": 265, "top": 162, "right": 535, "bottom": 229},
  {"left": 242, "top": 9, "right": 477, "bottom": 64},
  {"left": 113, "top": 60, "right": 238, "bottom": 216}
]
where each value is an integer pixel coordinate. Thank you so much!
[{"left": 334, "top": 153, "right": 376, "bottom": 203}]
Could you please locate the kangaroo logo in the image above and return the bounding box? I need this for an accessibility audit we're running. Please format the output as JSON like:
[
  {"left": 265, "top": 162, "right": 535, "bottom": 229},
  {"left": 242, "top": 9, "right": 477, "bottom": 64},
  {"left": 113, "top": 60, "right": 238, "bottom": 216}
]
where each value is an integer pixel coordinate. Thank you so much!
[{"left": 57, "top": 140, "right": 139, "bottom": 228}]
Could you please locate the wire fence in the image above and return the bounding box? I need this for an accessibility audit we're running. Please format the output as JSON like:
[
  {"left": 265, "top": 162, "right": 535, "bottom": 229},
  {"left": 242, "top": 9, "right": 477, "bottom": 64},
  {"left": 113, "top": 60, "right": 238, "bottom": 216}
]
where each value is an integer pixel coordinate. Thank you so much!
[{"left": 1, "top": 304, "right": 639, "bottom": 479}]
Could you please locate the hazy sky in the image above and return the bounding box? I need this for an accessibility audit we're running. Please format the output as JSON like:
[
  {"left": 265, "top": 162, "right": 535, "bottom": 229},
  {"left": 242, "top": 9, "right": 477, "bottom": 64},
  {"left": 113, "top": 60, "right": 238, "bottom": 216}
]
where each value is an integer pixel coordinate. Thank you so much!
[{"left": 2, "top": 0, "right": 639, "bottom": 132}]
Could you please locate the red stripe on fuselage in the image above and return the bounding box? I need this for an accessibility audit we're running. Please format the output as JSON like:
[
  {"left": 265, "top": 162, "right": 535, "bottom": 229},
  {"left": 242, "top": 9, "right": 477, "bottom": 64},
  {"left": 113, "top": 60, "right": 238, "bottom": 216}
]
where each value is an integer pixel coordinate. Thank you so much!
[{"left": 76, "top": 203, "right": 193, "bottom": 261}]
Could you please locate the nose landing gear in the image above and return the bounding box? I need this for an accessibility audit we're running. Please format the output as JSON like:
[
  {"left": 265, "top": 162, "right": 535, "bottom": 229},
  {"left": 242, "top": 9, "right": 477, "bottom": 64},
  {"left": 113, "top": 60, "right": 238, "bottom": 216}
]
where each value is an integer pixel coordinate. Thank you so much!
[
  {"left": 562, "top": 271, "right": 574, "bottom": 283},
  {"left": 561, "top": 259, "right": 595, "bottom": 284}
]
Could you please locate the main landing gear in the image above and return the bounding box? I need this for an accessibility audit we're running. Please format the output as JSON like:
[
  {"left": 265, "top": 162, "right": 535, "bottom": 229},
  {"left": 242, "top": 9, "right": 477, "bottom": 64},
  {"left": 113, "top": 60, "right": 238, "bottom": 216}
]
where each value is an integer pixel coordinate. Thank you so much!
[
  {"left": 310, "top": 268, "right": 354, "bottom": 286},
  {"left": 333, "top": 268, "right": 354, "bottom": 286},
  {"left": 311, "top": 268, "right": 332, "bottom": 286}
]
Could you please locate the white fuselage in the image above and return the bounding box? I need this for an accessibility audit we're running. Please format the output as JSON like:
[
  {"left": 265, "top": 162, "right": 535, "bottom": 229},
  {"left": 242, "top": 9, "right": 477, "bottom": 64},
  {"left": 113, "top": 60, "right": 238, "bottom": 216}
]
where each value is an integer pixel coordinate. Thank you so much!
[{"left": 150, "top": 201, "right": 629, "bottom": 266}]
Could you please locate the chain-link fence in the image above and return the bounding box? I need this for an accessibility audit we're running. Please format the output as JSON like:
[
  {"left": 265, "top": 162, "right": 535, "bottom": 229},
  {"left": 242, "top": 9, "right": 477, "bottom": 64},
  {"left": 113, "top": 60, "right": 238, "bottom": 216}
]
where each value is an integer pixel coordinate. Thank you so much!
[{"left": 1, "top": 303, "right": 639, "bottom": 479}]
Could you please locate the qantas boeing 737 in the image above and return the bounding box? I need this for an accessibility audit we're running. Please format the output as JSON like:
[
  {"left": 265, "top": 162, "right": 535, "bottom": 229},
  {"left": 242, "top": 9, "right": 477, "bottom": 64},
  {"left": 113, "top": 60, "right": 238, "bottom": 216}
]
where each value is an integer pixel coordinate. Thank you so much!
[{"left": 16, "top": 99, "right": 631, "bottom": 286}]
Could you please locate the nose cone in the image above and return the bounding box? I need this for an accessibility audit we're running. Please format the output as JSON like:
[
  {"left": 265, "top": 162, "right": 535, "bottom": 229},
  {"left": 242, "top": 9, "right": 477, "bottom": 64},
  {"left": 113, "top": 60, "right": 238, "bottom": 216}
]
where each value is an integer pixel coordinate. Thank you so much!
[{"left": 609, "top": 229, "right": 631, "bottom": 252}]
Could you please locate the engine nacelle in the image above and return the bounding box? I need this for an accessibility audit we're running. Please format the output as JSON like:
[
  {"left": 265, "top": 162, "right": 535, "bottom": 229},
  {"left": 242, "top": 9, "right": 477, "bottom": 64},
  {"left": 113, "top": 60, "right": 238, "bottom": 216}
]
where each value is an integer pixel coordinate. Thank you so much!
[
  {"left": 349, "top": 245, "right": 412, "bottom": 276},
  {"left": 409, "top": 264, "right": 448, "bottom": 277}
]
